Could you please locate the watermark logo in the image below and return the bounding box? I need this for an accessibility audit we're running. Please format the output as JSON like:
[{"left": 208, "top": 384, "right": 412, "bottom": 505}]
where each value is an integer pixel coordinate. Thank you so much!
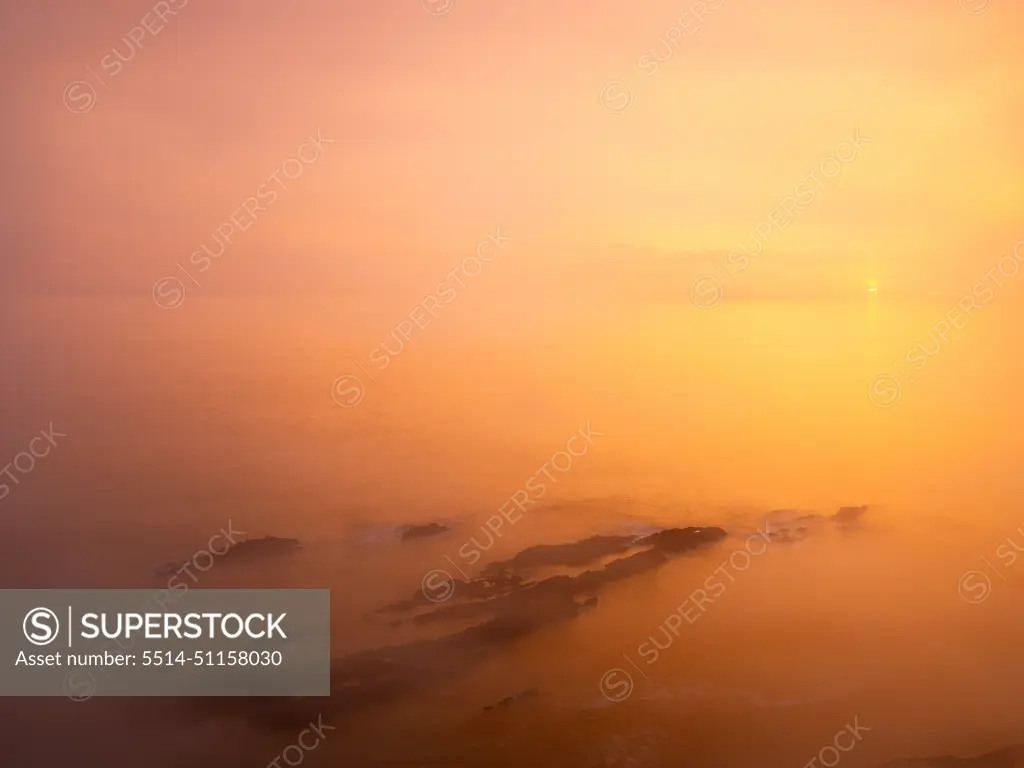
[
  {"left": 957, "top": 522, "right": 1024, "bottom": 604},
  {"left": 62, "top": 0, "right": 189, "bottom": 115},
  {"left": 694, "top": 129, "right": 873, "bottom": 307},
  {"left": 867, "top": 374, "right": 901, "bottom": 408},
  {"left": 413, "top": 423, "right": 604, "bottom": 605},
  {"left": 332, "top": 227, "right": 511, "bottom": 408},
  {"left": 802, "top": 716, "right": 871, "bottom": 768},
  {"left": 61, "top": 520, "right": 246, "bottom": 700},
  {"left": 600, "top": 81, "right": 634, "bottom": 114},
  {"left": 422, "top": 0, "right": 455, "bottom": 14},
  {"left": 23, "top": 607, "right": 60, "bottom": 646},
  {"left": 638, "top": 0, "right": 728, "bottom": 77},
  {"left": 690, "top": 274, "right": 724, "bottom": 309},
  {"left": 869, "top": 238, "right": 1023, "bottom": 407},
  {"left": 600, "top": 668, "right": 634, "bottom": 702},
  {"left": 421, "top": 569, "right": 456, "bottom": 604},
  {"left": 152, "top": 129, "right": 337, "bottom": 309},
  {"left": 958, "top": 570, "right": 991, "bottom": 604},
  {"left": 331, "top": 375, "right": 365, "bottom": 409},
  {"left": 62, "top": 81, "right": 98, "bottom": 114},
  {"left": 600, "top": 0, "right": 727, "bottom": 112},
  {"left": 152, "top": 277, "right": 186, "bottom": 310},
  {"left": 1, "top": 423, "right": 68, "bottom": 503},
  {"left": 599, "top": 523, "right": 774, "bottom": 699},
  {"left": 959, "top": 0, "right": 991, "bottom": 14},
  {"left": 267, "top": 713, "right": 335, "bottom": 767},
  {"left": 63, "top": 671, "right": 97, "bottom": 701}
]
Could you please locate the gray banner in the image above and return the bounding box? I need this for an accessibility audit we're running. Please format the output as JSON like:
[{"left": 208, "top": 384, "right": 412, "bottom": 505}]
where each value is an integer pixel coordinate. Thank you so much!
[{"left": 1, "top": 589, "right": 330, "bottom": 697}]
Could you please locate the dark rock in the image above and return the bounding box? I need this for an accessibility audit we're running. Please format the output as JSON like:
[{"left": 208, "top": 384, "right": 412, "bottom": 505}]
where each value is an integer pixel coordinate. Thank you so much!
[
  {"left": 412, "top": 528, "right": 727, "bottom": 627},
  {"left": 378, "top": 571, "right": 527, "bottom": 614},
  {"left": 222, "top": 536, "right": 302, "bottom": 561},
  {"left": 483, "top": 697, "right": 515, "bottom": 712},
  {"left": 159, "top": 536, "right": 300, "bottom": 575},
  {"left": 179, "top": 526, "right": 730, "bottom": 731},
  {"left": 399, "top": 523, "right": 450, "bottom": 542},
  {"left": 481, "top": 534, "right": 634, "bottom": 578},
  {"left": 833, "top": 506, "right": 868, "bottom": 525},
  {"left": 382, "top": 526, "right": 728, "bottom": 622},
  {"left": 636, "top": 526, "right": 728, "bottom": 552},
  {"left": 483, "top": 688, "right": 538, "bottom": 712}
]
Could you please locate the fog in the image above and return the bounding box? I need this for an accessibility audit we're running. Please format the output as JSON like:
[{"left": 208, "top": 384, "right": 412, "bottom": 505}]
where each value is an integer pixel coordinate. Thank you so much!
[
  {"left": 2, "top": 295, "right": 1023, "bottom": 766},
  {"left": 2, "top": 0, "right": 1022, "bottom": 763}
]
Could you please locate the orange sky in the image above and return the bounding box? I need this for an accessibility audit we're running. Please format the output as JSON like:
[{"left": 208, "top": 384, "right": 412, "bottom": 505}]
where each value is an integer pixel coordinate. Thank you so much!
[
  {"left": 5, "top": 9, "right": 1024, "bottom": 764},
  {"left": 3, "top": 0, "right": 1022, "bottom": 303}
]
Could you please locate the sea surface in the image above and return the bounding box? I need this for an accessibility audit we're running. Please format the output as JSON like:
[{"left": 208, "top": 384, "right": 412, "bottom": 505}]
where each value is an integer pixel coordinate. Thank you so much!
[{"left": 1, "top": 296, "right": 1023, "bottom": 766}]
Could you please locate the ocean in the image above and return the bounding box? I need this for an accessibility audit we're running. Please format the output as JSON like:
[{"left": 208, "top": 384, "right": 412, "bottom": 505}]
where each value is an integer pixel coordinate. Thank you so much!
[{"left": 1, "top": 295, "right": 1023, "bottom": 766}]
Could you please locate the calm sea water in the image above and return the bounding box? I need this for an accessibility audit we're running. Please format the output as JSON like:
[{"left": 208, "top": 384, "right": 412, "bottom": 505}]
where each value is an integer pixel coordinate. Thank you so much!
[{"left": 1, "top": 296, "right": 1023, "bottom": 766}]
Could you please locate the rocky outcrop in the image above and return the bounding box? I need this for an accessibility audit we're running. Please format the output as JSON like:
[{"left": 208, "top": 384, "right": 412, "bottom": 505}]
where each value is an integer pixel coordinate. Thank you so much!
[{"left": 399, "top": 523, "right": 450, "bottom": 542}]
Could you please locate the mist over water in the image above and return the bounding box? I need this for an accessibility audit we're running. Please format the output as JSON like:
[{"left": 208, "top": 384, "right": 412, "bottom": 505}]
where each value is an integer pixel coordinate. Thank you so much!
[
  {"left": 3, "top": 0, "right": 1022, "bottom": 762},
  {"left": 2, "top": 296, "right": 1023, "bottom": 766}
]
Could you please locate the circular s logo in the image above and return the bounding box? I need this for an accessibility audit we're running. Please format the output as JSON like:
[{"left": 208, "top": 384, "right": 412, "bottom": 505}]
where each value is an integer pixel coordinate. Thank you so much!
[
  {"left": 600, "top": 81, "right": 633, "bottom": 114},
  {"left": 600, "top": 668, "right": 634, "bottom": 702},
  {"left": 332, "top": 374, "right": 365, "bottom": 408},
  {"left": 868, "top": 374, "right": 901, "bottom": 408},
  {"left": 63, "top": 80, "right": 97, "bottom": 114},
  {"left": 23, "top": 607, "right": 60, "bottom": 646},
  {"left": 64, "top": 671, "right": 97, "bottom": 702},
  {"left": 152, "top": 277, "right": 185, "bottom": 310},
  {"left": 690, "top": 274, "right": 723, "bottom": 309},
  {"left": 422, "top": 0, "right": 454, "bottom": 14},
  {"left": 959, "top": 0, "right": 990, "bottom": 14},
  {"left": 421, "top": 569, "right": 456, "bottom": 603},
  {"left": 958, "top": 570, "right": 992, "bottom": 604}
]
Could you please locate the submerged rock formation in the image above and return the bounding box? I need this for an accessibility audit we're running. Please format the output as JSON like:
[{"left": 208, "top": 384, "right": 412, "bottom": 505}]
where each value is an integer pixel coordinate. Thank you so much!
[
  {"left": 183, "top": 526, "right": 727, "bottom": 731},
  {"left": 399, "top": 522, "right": 451, "bottom": 542}
]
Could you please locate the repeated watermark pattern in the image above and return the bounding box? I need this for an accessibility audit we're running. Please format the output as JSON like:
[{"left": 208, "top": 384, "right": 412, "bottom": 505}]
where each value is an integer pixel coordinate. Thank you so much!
[
  {"left": 331, "top": 227, "right": 512, "bottom": 408},
  {"left": 599, "top": 523, "right": 774, "bottom": 701},
  {"left": 0, "top": 424, "right": 67, "bottom": 503},
  {"left": 62, "top": 0, "right": 189, "bottom": 114},
  {"left": 803, "top": 716, "right": 872, "bottom": 768},
  {"left": 957, "top": 521, "right": 1024, "bottom": 604},
  {"left": 267, "top": 713, "right": 335, "bottom": 767},
  {"left": 62, "top": 520, "right": 247, "bottom": 700},
  {"left": 420, "top": 422, "right": 603, "bottom": 604},
  {"left": 959, "top": 0, "right": 992, "bottom": 14},
  {"left": 422, "top": 0, "right": 455, "bottom": 14},
  {"left": 868, "top": 237, "right": 1024, "bottom": 408},
  {"left": 151, "top": 130, "right": 337, "bottom": 310},
  {"left": 690, "top": 129, "right": 874, "bottom": 308},
  {"left": 599, "top": 81, "right": 634, "bottom": 114},
  {"left": 159, "top": 520, "right": 248, "bottom": 594},
  {"left": 600, "top": 0, "right": 727, "bottom": 113},
  {"left": 638, "top": 0, "right": 728, "bottom": 77}
]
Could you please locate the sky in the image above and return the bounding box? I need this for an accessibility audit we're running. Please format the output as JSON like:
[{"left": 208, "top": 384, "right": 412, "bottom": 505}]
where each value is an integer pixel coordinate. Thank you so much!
[
  {"left": 3, "top": 8, "right": 1024, "bottom": 764},
  {"left": 1, "top": 0, "right": 1022, "bottom": 303},
  {"left": 1, "top": 0, "right": 1023, "bottom": 523}
]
